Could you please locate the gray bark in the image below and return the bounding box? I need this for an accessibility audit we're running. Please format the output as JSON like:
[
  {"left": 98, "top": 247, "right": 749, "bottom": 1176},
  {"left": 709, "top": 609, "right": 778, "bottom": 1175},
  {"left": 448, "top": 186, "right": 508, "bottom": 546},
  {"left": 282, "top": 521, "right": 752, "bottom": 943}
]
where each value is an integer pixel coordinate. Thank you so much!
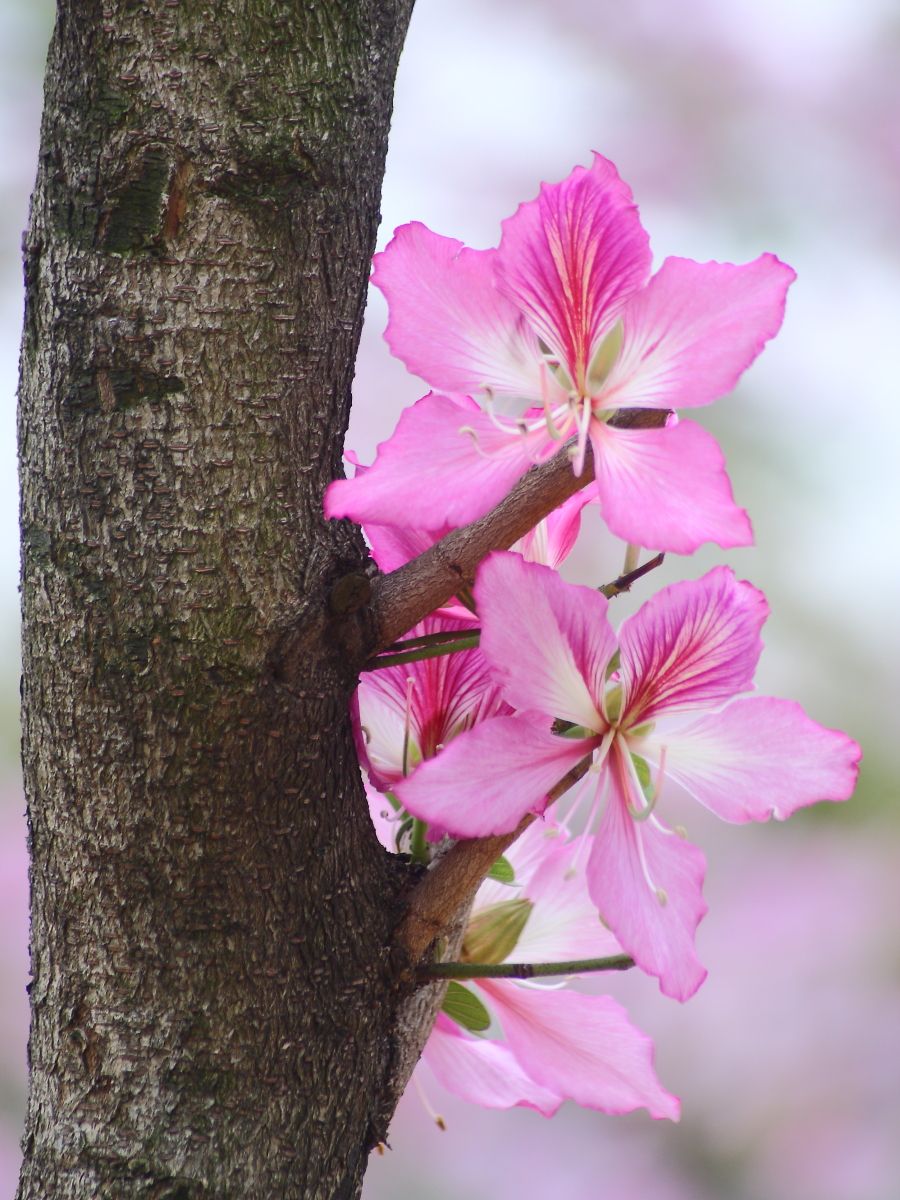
[{"left": 16, "top": 3, "right": 431, "bottom": 1197}]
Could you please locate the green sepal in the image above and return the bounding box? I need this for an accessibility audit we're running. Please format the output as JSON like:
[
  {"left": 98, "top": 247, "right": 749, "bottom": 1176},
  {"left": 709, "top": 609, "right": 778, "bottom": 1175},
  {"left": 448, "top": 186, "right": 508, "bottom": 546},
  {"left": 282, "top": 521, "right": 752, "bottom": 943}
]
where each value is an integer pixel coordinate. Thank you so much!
[
  {"left": 630, "top": 753, "right": 653, "bottom": 800},
  {"left": 487, "top": 855, "right": 515, "bottom": 885},
  {"left": 441, "top": 981, "right": 491, "bottom": 1033},
  {"left": 462, "top": 898, "right": 533, "bottom": 965}
]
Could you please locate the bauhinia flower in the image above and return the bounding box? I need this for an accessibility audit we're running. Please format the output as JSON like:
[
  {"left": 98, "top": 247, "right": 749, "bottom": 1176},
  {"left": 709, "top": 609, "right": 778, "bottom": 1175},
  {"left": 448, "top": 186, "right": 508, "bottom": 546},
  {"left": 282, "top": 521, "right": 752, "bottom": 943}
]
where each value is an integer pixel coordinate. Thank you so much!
[
  {"left": 326, "top": 154, "right": 796, "bottom": 553},
  {"left": 367, "top": 790, "right": 680, "bottom": 1121},
  {"left": 395, "top": 553, "right": 861, "bottom": 1001}
]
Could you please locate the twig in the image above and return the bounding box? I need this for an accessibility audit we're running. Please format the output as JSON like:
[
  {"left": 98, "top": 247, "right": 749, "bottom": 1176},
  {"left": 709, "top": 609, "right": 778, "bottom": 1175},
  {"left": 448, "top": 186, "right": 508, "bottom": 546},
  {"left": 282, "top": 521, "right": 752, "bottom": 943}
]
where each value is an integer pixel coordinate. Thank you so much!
[
  {"left": 395, "top": 753, "right": 594, "bottom": 962},
  {"left": 367, "top": 409, "right": 668, "bottom": 654},
  {"left": 419, "top": 954, "right": 634, "bottom": 981},
  {"left": 599, "top": 552, "right": 665, "bottom": 599}
]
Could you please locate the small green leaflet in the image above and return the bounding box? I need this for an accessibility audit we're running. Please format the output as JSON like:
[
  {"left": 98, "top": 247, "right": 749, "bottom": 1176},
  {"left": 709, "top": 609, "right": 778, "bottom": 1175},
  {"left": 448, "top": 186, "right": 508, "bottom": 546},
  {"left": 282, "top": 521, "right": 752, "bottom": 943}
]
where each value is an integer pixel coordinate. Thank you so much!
[
  {"left": 486, "top": 855, "right": 515, "bottom": 885},
  {"left": 441, "top": 981, "right": 491, "bottom": 1033}
]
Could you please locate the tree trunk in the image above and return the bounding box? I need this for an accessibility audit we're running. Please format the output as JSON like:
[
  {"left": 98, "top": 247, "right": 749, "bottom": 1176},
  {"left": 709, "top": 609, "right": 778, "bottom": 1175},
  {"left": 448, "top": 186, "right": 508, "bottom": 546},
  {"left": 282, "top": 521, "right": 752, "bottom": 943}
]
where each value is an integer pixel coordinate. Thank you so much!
[{"left": 17, "top": 3, "right": 424, "bottom": 1196}]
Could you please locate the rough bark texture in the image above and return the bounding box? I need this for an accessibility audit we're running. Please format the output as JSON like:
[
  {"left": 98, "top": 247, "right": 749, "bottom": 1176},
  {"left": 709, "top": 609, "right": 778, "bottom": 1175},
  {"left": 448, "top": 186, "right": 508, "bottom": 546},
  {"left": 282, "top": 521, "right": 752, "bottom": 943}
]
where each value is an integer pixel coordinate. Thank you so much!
[{"left": 17, "top": 3, "right": 421, "bottom": 1197}]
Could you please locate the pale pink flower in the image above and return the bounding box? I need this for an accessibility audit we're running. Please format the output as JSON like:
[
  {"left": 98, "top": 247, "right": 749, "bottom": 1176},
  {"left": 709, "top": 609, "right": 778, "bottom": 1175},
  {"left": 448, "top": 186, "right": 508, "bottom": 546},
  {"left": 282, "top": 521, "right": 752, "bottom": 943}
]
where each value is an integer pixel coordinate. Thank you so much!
[
  {"left": 395, "top": 554, "right": 861, "bottom": 1001},
  {"left": 326, "top": 154, "right": 795, "bottom": 553},
  {"left": 367, "top": 792, "right": 679, "bottom": 1120}
]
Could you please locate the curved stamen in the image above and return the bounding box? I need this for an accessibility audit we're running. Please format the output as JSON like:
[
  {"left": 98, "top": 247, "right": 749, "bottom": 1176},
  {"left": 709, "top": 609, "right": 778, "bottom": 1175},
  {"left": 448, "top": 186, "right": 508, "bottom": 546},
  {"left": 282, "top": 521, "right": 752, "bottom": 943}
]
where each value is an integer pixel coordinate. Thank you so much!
[{"left": 413, "top": 1072, "right": 447, "bottom": 1131}]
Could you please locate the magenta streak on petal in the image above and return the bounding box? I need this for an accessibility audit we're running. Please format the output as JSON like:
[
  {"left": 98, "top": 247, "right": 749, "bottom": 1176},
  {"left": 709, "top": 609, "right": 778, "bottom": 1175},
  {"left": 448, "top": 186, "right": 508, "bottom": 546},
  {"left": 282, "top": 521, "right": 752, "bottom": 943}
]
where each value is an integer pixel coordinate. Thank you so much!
[{"left": 617, "top": 566, "right": 768, "bottom": 725}]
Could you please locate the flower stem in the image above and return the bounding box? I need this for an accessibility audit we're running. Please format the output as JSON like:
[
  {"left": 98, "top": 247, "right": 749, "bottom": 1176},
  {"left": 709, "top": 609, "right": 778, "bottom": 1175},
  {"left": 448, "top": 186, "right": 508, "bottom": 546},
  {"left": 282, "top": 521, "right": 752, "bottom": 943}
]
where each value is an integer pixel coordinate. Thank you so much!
[
  {"left": 419, "top": 954, "right": 635, "bottom": 981},
  {"left": 410, "top": 818, "right": 429, "bottom": 866},
  {"left": 600, "top": 552, "right": 665, "bottom": 599},
  {"left": 363, "top": 632, "right": 481, "bottom": 671}
]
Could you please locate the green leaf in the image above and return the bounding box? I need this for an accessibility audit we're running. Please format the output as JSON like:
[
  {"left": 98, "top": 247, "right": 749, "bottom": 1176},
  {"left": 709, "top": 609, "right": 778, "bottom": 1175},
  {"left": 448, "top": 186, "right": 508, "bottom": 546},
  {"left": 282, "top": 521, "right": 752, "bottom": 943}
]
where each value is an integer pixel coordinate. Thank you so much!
[
  {"left": 487, "top": 855, "right": 515, "bottom": 885},
  {"left": 441, "top": 981, "right": 491, "bottom": 1033}
]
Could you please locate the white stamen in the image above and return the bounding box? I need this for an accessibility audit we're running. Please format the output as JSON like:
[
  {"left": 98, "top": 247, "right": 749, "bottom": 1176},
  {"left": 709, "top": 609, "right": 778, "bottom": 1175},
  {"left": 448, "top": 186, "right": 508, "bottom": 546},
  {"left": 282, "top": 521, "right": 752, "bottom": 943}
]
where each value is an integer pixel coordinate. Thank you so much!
[{"left": 413, "top": 1072, "right": 447, "bottom": 1131}]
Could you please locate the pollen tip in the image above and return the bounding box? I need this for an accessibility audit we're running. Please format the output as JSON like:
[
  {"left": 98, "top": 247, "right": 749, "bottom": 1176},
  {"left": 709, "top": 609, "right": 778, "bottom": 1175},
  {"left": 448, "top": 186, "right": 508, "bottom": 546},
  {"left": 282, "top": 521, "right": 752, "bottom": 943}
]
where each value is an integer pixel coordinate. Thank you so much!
[
  {"left": 674, "top": 824, "right": 688, "bottom": 839},
  {"left": 656, "top": 887, "right": 669, "bottom": 907}
]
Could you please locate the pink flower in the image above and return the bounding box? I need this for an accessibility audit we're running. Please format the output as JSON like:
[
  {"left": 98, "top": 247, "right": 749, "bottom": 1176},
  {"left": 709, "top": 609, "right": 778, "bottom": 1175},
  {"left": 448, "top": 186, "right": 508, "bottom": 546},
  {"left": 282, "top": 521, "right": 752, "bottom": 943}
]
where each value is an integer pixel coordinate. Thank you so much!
[
  {"left": 326, "top": 154, "right": 795, "bottom": 553},
  {"left": 395, "top": 554, "right": 861, "bottom": 1000},
  {"left": 355, "top": 614, "right": 505, "bottom": 796},
  {"left": 368, "top": 795, "right": 680, "bottom": 1121}
]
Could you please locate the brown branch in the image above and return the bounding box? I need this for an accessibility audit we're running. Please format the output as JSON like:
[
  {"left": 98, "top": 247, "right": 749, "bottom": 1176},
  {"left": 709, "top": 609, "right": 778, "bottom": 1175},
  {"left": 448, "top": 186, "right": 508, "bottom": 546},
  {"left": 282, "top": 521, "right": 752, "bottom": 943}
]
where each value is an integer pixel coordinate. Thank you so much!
[
  {"left": 396, "top": 754, "right": 593, "bottom": 962},
  {"left": 600, "top": 551, "right": 666, "bottom": 598},
  {"left": 366, "top": 408, "right": 668, "bottom": 654},
  {"left": 369, "top": 446, "right": 594, "bottom": 652}
]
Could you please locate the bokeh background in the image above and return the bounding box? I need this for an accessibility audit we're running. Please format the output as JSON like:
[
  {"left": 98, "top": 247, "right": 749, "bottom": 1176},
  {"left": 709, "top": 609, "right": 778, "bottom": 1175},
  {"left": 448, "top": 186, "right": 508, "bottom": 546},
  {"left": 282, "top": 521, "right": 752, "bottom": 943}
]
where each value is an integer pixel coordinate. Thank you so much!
[{"left": 2, "top": 2, "right": 898, "bottom": 1197}]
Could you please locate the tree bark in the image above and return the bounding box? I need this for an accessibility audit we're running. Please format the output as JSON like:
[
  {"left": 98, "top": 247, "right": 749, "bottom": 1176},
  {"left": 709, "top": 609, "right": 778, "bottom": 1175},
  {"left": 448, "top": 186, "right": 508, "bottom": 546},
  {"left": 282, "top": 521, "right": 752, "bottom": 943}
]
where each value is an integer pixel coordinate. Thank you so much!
[{"left": 17, "top": 4, "right": 423, "bottom": 1197}]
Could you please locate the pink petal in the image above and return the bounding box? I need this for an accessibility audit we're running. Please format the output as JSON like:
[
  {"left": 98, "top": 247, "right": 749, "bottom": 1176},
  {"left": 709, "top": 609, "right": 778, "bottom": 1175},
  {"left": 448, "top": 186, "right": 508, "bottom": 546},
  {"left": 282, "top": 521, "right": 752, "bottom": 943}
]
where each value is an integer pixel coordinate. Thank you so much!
[
  {"left": 599, "top": 254, "right": 796, "bottom": 411},
  {"left": 618, "top": 566, "right": 768, "bottom": 725},
  {"left": 647, "top": 697, "right": 861, "bottom": 823},
  {"left": 482, "top": 980, "right": 680, "bottom": 1120},
  {"left": 363, "top": 775, "right": 402, "bottom": 854},
  {"left": 515, "top": 832, "right": 624, "bottom": 963},
  {"left": 590, "top": 417, "right": 753, "bottom": 552},
  {"left": 423, "top": 1014, "right": 561, "bottom": 1115},
  {"left": 475, "top": 552, "right": 615, "bottom": 730},
  {"left": 497, "top": 154, "right": 651, "bottom": 389},
  {"left": 513, "top": 489, "right": 594, "bottom": 570},
  {"left": 587, "top": 747, "right": 708, "bottom": 1001},
  {"left": 363, "top": 520, "right": 446, "bottom": 573},
  {"left": 395, "top": 713, "right": 596, "bottom": 838},
  {"left": 324, "top": 393, "right": 554, "bottom": 531},
  {"left": 356, "top": 616, "right": 507, "bottom": 791},
  {"left": 372, "top": 222, "right": 540, "bottom": 396}
]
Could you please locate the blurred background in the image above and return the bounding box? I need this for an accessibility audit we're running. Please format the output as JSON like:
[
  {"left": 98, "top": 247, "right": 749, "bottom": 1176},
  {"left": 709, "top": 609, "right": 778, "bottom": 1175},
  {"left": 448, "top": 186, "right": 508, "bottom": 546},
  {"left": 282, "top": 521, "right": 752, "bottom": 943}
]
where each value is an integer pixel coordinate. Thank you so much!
[{"left": 1, "top": 1, "right": 898, "bottom": 1197}]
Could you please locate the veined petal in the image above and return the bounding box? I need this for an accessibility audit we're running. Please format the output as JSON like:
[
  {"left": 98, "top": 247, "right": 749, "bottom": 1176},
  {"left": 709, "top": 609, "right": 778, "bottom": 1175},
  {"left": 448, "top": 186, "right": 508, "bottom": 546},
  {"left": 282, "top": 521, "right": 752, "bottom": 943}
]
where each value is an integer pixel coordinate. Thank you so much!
[
  {"left": 618, "top": 566, "right": 768, "bottom": 725},
  {"left": 515, "top": 833, "right": 624, "bottom": 963},
  {"left": 372, "top": 222, "right": 541, "bottom": 397},
  {"left": 475, "top": 552, "right": 615, "bottom": 730},
  {"left": 357, "top": 616, "right": 507, "bottom": 790},
  {"left": 513, "top": 489, "right": 594, "bottom": 570},
  {"left": 587, "top": 747, "right": 708, "bottom": 1001},
  {"left": 645, "top": 697, "right": 861, "bottom": 823},
  {"left": 324, "top": 393, "right": 550, "bottom": 531},
  {"left": 497, "top": 154, "right": 651, "bottom": 389},
  {"left": 482, "top": 980, "right": 680, "bottom": 1120},
  {"left": 423, "top": 1014, "right": 561, "bottom": 1115},
  {"left": 599, "top": 254, "right": 796, "bottom": 411},
  {"left": 395, "top": 713, "right": 596, "bottom": 838},
  {"left": 590, "top": 418, "right": 753, "bottom": 552}
]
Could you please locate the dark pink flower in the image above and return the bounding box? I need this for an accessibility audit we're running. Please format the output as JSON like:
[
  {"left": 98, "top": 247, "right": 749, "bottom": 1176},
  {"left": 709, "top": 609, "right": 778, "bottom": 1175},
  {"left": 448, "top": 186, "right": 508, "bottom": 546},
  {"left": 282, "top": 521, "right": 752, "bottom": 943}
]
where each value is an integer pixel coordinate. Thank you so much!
[
  {"left": 395, "top": 554, "right": 861, "bottom": 1000},
  {"left": 327, "top": 155, "right": 795, "bottom": 553}
]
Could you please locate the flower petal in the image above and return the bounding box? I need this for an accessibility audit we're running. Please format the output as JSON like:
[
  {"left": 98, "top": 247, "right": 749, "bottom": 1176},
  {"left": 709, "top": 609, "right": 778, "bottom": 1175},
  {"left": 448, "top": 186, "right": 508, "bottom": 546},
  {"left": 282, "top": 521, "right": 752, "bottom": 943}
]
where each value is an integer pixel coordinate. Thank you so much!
[
  {"left": 324, "top": 393, "right": 555, "bottom": 531},
  {"left": 356, "top": 616, "right": 507, "bottom": 791},
  {"left": 395, "top": 713, "right": 596, "bottom": 838},
  {"left": 372, "top": 222, "right": 541, "bottom": 396},
  {"left": 475, "top": 552, "right": 614, "bottom": 730},
  {"left": 587, "top": 747, "right": 708, "bottom": 1001},
  {"left": 482, "top": 980, "right": 680, "bottom": 1120},
  {"left": 618, "top": 566, "right": 768, "bottom": 725},
  {"left": 423, "top": 1014, "right": 561, "bottom": 1115},
  {"left": 513, "top": 489, "right": 594, "bottom": 570},
  {"left": 590, "top": 417, "right": 753, "bottom": 552},
  {"left": 646, "top": 697, "right": 861, "bottom": 823},
  {"left": 497, "top": 154, "right": 651, "bottom": 388},
  {"left": 599, "top": 254, "right": 796, "bottom": 411},
  {"left": 515, "top": 832, "right": 624, "bottom": 963}
]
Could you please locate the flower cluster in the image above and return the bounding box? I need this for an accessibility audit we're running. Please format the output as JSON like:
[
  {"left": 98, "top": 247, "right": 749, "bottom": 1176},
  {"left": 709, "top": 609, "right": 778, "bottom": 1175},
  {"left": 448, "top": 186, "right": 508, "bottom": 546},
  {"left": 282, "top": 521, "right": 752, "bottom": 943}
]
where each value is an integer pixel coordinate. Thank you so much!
[{"left": 328, "top": 155, "right": 861, "bottom": 1124}]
